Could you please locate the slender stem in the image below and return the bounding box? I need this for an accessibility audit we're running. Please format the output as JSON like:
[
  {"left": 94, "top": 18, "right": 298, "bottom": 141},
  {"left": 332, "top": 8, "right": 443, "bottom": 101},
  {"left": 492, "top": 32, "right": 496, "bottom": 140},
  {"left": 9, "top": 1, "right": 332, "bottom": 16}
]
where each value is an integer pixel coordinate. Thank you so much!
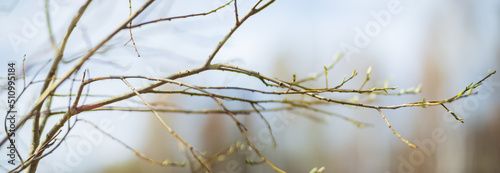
[
  {"left": 127, "top": 0, "right": 140, "bottom": 57},
  {"left": 126, "top": 0, "right": 234, "bottom": 29},
  {"left": 121, "top": 78, "right": 210, "bottom": 172},
  {"left": 234, "top": 0, "right": 239, "bottom": 24},
  {"left": 377, "top": 109, "right": 417, "bottom": 149},
  {"left": 203, "top": 0, "right": 277, "bottom": 67}
]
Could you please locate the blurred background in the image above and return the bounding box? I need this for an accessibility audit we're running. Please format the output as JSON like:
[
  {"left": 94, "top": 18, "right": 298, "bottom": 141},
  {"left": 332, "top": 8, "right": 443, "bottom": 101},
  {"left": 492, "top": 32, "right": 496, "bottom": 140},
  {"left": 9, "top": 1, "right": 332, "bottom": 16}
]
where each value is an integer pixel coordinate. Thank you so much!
[{"left": 1, "top": 0, "right": 499, "bottom": 172}]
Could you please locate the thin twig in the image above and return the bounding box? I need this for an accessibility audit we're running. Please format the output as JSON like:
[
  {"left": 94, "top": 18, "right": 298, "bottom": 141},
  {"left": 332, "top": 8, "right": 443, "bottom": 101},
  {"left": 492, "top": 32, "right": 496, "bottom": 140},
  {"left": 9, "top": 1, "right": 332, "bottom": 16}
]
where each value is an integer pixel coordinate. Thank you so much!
[
  {"left": 358, "top": 66, "right": 371, "bottom": 91},
  {"left": 80, "top": 119, "right": 186, "bottom": 166},
  {"left": 251, "top": 103, "right": 277, "bottom": 148},
  {"left": 441, "top": 103, "right": 463, "bottom": 123},
  {"left": 126, "top": 0, "right": 234, "bottom": 29},
  {"left": 120, "top": 78, "right": 211, "bottom": 172},
  {"left": 126, "top": 0, "right": 141, "bottom": 57},
  {"left": 376, "top": 109, "right": 417, "bottom": 149},
  {"left": 234, "top": 0, "right": 239, "bottom": 24}
]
